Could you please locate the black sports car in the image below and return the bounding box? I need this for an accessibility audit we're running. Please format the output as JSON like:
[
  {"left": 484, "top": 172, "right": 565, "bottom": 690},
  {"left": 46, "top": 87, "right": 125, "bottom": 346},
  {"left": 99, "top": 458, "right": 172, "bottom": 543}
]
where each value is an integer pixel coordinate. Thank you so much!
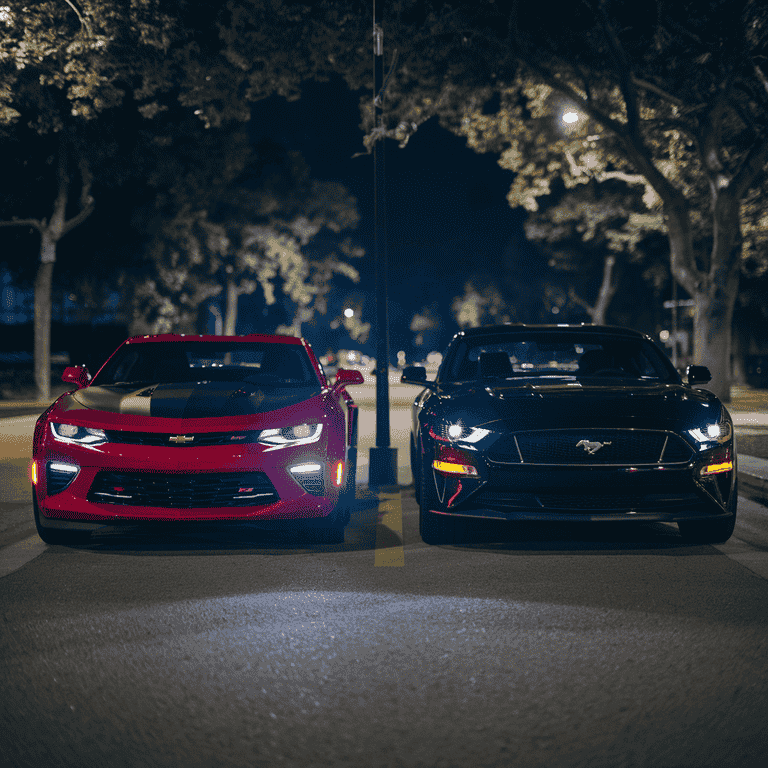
[{"left": 401, "top": 324, "right": 736, "bottom": 545}]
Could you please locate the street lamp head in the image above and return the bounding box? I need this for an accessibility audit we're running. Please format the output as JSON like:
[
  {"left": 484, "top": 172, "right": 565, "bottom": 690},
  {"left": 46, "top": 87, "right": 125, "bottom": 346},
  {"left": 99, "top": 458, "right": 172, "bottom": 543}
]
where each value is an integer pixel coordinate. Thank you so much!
[
  {"left": 344, "top": 307, "right": 354, "bottom": 318},
  {"left": 562, "top": 110, "right": 580, "bottom": 124}
]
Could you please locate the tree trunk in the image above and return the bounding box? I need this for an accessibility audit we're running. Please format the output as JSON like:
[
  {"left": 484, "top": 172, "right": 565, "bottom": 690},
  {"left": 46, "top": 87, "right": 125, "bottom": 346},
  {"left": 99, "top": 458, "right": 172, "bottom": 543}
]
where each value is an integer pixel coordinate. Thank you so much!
[
  {"left": 665, "top": 188, "right": 741, "bottom": 403},
  {"left": 27, "top": 133, "right": 93, "bottom": 401},
  {"left": 224, "top": 278, "right": 239, "bottom": 335},
  {"left": 33, "top": 244, "right": 56, "bottom": 402},
  {"left": 568, "top": 254, "right": 617, "bottom": 324},
  {"left": 591, "top": 254, "right": 617, "bottom": 325},
  {"left": 731, "top": 324, "right": 747, "bottom": 386},
  {"left": 691, "top": 278, "right": 738, "bottom": 403}
]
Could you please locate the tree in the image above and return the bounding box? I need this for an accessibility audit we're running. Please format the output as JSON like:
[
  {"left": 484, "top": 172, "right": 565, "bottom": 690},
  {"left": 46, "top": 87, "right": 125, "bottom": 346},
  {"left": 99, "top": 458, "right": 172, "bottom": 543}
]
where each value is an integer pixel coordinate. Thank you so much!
[
  {"left": 399, "top": 0, "right": 768, "bottom": 401},
  {"left": 128, "top": 127, "right": 363, "bottom": 337},
  {"left": 522, "top": 176, "right": 672, "bottom": 325},
  {"left": 249, "top": 0, "right": 768, "bottom": 401},
  {"left": 451, "top": 277, "right": 509, "bottom": 329},
  {"left": 0, "top": 1, "right": 180, "bottom": 399}
]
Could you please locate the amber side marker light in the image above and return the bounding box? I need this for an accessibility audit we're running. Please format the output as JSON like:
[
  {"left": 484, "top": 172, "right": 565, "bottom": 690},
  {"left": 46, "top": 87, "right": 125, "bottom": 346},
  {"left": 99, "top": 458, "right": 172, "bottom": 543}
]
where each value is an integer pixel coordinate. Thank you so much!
[
  {"left": 30, "top": 460, "right": 38, "bottom": 486},
  {"left": 334, "top": 461, "right": 344, "bottom": 486},
  {"left": 433, "top": 460, "right": 478, "bottom": 476},
  {"left": 701, "top": 460, "right": 733, "bottom": 476}
]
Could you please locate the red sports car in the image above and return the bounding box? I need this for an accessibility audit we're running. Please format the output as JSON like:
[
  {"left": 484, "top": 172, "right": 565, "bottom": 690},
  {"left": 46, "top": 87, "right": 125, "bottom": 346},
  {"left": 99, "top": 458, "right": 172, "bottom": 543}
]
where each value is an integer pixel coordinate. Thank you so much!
[{"left": 31, "top": 334, "right": 364, "bottom": 545}]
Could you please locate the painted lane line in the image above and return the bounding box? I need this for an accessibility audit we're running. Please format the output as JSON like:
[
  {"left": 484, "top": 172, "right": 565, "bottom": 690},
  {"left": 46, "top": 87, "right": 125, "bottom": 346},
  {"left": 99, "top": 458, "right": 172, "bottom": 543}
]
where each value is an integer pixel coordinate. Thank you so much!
[
  {"left": 0, "top": 534, "right": 46, "bottom": 578},
  {"left": 374, "top": 491, "right": 404, "bottom": 567}
]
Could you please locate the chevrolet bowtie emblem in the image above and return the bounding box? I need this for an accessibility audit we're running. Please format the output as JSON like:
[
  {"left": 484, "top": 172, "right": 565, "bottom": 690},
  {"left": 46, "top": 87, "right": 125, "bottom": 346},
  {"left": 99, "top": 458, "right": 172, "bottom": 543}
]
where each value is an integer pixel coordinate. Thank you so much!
[
  {"left": 576, "top": 439, "right": 612, "bottom": 454},
  {"left": 169, "top": 434, "right": 195, "bottom": 444}
]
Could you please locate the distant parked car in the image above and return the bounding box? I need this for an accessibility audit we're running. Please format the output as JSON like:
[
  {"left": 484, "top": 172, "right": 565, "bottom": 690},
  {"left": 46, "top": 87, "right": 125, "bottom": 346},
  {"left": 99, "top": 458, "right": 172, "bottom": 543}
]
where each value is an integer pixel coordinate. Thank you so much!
[
  {"left": 402, "top": 323, "right": 736, "bottom": 545},
  {"left": 32, "top": 333, "right": 363, "bottom": 545}
]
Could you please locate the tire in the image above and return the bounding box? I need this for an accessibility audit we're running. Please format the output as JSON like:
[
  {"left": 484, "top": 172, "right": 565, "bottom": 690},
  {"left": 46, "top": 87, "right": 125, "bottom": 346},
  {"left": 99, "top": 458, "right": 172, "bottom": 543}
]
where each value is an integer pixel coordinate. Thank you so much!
[
  {"left": 678, "top": 479, "right": 738, "bottom": 544},
  {"left": 418, "top": 451, "right": 459, "bottom": 545},
  {"left": 678, "top": 515, "right": 736, "bottom": 544},
  {"left": 33, "top": 495, "right": 91, "bottom": 545},
  {"left": 305, "top": 452, "right": 355, "bottom": 546}
]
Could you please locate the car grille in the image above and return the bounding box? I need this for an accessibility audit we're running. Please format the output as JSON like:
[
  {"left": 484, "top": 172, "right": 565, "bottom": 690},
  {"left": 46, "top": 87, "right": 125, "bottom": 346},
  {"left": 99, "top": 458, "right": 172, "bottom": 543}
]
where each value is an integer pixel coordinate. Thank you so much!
[
  {"left": 104, "top": 430, "right": 261, "bottom": 447},
  {"left": 487, "top": 429, "right": 693, "bottom": 465},
  {"left": 87, "top": 471, "right": 279, "bottom": 508}
]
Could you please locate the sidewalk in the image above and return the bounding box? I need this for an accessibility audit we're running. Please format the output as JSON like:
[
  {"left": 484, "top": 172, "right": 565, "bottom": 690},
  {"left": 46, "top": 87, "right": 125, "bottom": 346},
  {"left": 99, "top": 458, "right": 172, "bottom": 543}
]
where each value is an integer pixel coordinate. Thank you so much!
[{"left": 730, "top": 386, "right": 768, "bottom": 505}]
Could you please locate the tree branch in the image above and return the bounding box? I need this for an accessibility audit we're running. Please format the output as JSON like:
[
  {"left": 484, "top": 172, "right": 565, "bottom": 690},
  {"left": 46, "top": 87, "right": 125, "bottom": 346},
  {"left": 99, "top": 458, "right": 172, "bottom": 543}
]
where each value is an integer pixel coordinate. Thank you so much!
[
  {"left": 568, "top": 286, "right": 592, "bottom": 313},
  {"left": 753, "top": 62, "right": 768, "bottom": 99},
  {"left": 62, "top": 155, "right": 95, "bottom": 237},
  {"left": 61, "top": 200, "right": 95, "bottom": 237},
  {"left": 631, "top": 77, "right": 706, "bottom": 110},
  {"left": 0, "top": 218, "right": 44, "bottom": 232},
  {"left": 597, "top": 0, "right": 641, "bottom": 136},
  {"left": 732, "top": 132, "right": 768, "bottom": 201}
]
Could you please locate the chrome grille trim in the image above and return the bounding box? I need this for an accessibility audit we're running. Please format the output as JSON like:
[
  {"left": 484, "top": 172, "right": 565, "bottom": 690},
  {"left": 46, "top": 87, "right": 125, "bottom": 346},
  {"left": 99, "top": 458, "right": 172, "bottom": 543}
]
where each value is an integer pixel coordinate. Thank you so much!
[{"left": 487, "top": 428, "right": 693, "bottom": 467}]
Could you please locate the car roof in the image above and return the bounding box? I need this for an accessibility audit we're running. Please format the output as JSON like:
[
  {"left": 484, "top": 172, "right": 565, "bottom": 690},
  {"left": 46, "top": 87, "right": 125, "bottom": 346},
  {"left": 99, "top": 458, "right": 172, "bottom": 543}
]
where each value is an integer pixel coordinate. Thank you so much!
[
  {"left": 454, "top": 323, "right": 649, "bottom": 340},
  {"left": 123, "top": 334, "right": 306, "bottom": 345}
]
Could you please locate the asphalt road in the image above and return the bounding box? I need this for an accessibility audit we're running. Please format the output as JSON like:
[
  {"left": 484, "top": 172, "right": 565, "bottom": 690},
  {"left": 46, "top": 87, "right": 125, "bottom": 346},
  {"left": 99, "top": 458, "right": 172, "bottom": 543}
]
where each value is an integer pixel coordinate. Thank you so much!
[{"left": 2, "top": 393, "right": 768, "bottom": 768}]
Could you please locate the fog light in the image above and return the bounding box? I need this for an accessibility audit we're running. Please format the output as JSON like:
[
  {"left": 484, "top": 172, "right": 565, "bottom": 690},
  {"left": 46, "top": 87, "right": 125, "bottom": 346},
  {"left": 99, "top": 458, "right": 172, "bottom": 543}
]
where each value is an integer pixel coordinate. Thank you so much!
[
  {"left": 290, "top": 463, "right": 324, "bottom": 495},
  {"left": 433, "top": 460, "right": 478, "bottom": 476},
  {"left": 701, "top": 460, "right": 733, "bottom": 476},
  {"left": 700, "top": 447, "right": 733, "bottom": 476},
  {"left": 46, "top": 461, "right": 79, "bottom": 494},
  {"left": 433, "top": 444, "right": 478, "bottom": 476}
]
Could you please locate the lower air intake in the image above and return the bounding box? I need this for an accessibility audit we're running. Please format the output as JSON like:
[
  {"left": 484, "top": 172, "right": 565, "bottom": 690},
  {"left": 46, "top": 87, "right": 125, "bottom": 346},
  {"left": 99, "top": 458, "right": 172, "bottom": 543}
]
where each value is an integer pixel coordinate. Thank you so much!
[{"left": 88, "top": 471, "right": 279, "bottom": 508}]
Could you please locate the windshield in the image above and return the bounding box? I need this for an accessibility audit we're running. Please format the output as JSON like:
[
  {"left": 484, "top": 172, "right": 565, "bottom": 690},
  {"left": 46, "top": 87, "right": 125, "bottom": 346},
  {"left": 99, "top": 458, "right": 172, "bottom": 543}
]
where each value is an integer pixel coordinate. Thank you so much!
[
  {"left": 93, "top": 341, "right": 321, "bottom": 388},
  {"left": 440, "top": 333, "right": 678, "bottom": 384}
]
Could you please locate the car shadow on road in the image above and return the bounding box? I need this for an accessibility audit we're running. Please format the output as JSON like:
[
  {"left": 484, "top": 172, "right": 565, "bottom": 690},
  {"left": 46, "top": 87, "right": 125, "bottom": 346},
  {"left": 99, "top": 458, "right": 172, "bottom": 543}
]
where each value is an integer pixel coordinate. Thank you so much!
[{"left": 440, "top": 518, "right": 721, "bottom": 555}]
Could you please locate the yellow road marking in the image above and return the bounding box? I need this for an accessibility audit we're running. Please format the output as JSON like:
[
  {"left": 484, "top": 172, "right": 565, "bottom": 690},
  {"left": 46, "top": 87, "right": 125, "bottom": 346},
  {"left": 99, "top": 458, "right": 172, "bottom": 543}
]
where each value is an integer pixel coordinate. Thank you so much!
[{"left": 374, "top": 491, "right": 404, "bottom": 566}]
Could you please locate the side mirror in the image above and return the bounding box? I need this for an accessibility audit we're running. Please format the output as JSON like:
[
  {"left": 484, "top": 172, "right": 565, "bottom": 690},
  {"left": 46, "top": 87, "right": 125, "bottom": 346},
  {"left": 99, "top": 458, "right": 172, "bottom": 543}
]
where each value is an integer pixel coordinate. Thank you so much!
[
  {"left": 400, "top": 365, "right": 427, "bottom": 384},
  {"left": 686, "top": 365, "right": 712, "bottom": 385},
  {"left": 62, "top": 365, "right": 91, "bottom": 389},
  {"left": 400, "top": 365, "right": 436, "bottom": 390},
  {"left": 333, "top": 368, "right": 365, "bottom": 389}
]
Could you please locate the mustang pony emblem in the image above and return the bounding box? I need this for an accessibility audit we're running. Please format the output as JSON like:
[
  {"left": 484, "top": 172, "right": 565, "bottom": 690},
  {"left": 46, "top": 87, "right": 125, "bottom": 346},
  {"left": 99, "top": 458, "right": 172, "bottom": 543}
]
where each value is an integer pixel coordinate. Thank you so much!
[
  {"left": 169, "top": 435, "right": 195, "bottom": 444},
  {"left": 576, "top": 439, "right": 612, "bottom": 454}
]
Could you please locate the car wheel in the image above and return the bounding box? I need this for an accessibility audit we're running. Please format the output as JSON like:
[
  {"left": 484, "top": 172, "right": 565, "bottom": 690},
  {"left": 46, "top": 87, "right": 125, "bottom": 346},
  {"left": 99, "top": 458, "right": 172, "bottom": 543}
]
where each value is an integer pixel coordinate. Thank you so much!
[
  {"left": 678, "top": 514, "right": 736, "bottom": 544},
  {"left": 678, "top": 480, "right": 738, "bottom": 544},
  {"left": 33, "top": 495, "right": 91, "bottom": 545},
  {"left": 328, "top": 449, "right": 356, "bottom": 528},
  {"left": 305, "top": 454, "right": 355, "bottom": 546},
  {"left": 418, "top": 452, "right": 458, "bottom": 545}
]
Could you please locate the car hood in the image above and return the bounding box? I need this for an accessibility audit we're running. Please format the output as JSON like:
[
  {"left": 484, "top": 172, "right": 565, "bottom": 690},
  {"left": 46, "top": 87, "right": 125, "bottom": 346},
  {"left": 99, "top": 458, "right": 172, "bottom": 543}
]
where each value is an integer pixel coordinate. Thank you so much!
[
  {"left": 430, "top": 379, "right": 724, "bottom": 431},
  {"left": 59, "top": 380, "right": 322, "bottom": 420}
]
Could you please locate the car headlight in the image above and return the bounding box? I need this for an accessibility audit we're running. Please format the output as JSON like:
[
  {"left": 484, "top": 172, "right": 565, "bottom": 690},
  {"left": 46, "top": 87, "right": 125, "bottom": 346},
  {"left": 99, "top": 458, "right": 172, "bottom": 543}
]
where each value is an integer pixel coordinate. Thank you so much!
[
  {"left": 258, "top": 423, "right": 323, "bottom": 451},
  {"left": 50, "top": 423, "right": 108, "bottom": 446},
  {"left": 688, "top": 410, "right": 733, "bottom": 449},
  {"left": 429, "top": 420, "right": 492, "bottom": 445}
]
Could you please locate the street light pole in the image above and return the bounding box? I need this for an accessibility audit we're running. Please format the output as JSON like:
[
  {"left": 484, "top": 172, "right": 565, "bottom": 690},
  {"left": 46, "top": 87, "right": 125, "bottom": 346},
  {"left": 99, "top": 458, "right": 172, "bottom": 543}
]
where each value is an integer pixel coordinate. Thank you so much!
[{"left": 368, "top": 13, "right": 397, "bottom": 487}]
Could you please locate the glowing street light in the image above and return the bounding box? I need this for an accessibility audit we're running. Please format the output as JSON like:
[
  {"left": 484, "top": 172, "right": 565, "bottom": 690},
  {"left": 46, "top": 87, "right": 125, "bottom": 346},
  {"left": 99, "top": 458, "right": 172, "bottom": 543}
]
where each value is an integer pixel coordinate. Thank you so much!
[
  {"left": 344, "top": 307, "right": 354, "bottom": 318},
  {"left": 562, "top": 110, "right": 580, "bottom": 124}
]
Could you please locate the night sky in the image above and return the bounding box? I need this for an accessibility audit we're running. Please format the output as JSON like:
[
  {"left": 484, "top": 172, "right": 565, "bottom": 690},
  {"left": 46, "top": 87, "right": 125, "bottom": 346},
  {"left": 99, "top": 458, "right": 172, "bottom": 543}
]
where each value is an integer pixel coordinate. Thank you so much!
[{"left": 247, "top": 75, "right": 530, "bottom": 354}]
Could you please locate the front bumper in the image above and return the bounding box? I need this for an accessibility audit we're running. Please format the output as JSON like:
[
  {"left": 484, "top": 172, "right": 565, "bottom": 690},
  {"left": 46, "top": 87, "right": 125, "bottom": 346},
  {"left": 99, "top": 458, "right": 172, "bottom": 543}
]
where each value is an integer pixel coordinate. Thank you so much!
[
  {"left": 425, "top": 459, "right": 736, "bottom": 524},
  {"left": 34, "top": 440, "right": 346, "bottom": 525}
]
